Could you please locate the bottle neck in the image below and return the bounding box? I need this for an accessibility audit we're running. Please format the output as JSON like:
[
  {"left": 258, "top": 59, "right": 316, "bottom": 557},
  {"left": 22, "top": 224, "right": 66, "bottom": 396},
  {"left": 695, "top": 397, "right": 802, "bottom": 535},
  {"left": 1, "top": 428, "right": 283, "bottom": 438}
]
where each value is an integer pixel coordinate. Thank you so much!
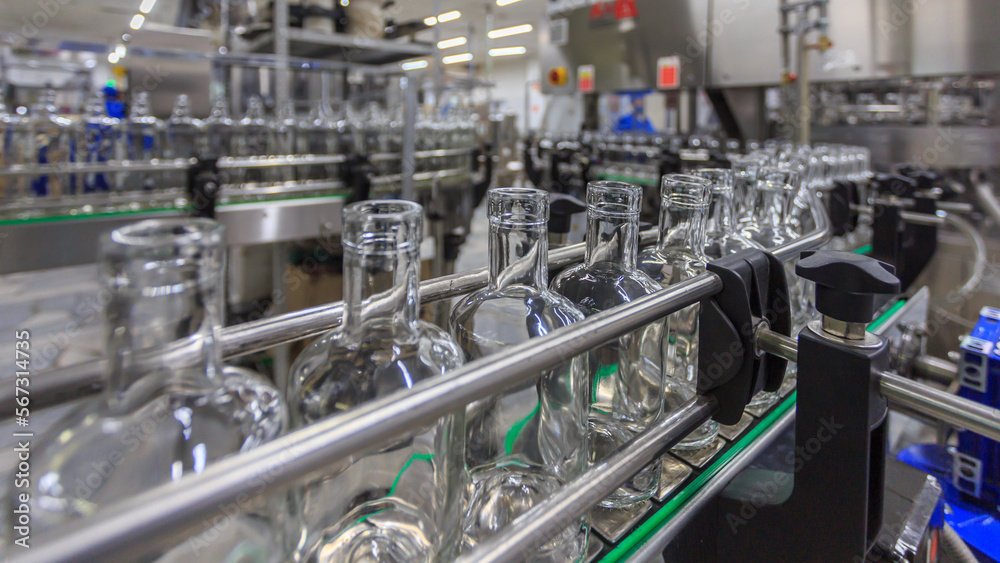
[
  {"left": 586, "top": 212, "right": 638, "bottom": 270},
  {"left": 657, "top": 201, "right": 709, "bottom": 255},
  {"left": 706, "top": 189, "right": 737, "bottom": 235},
  {"left": 104, "top": 233, "right": 225, "bottom": 403},
  {"left": 342, "top": 247, "right": 420, "bottom": 332},
  {"left": 489, "top": 221, "right": 548, "bottom": 289},
  {"left": 753, "top": 186, "right": 792, "bottom": 227}
]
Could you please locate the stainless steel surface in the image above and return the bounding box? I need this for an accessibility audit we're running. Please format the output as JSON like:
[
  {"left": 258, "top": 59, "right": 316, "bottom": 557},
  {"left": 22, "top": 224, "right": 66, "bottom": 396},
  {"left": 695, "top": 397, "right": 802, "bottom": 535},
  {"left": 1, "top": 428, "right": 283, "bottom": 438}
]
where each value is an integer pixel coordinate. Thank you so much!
[
  {"left": 541, "top": 0, "right": 709, "bottom": 94},
  {"left": 672, "top": 435, "right": 726, "bottom": 468},
  {"left": 812, "top": 126, "right": 1000, "bottom": 169},
  {"left": 656, "top": 454, "right": 694, "bottom": 501},
  {"left": 246, "top": 28, "right": 433, "bottom": 65},
  {"left": 591, "top": 500, "right": 655, "bottom": 544},
  {"left": 912, "top": 355, "right": 959, "bottom": 385},
  {"left": 719, "top": 411, "right": 756, "bottom": 441},
  {"left": 756, "top": 327, "right": 798, "bottom": 363},
  {"left": 625, "top": 408, "right": 796, "bottom": 562},
  {"left": 19, "top": 276, "right": 724, "bottom": 563},
  {"left": 457, "top": 396, "right": 718, "bottom": 563},
  {"left": 880, "top": 371, "right": 1000, "bottom": 443},
  {"left": 822, "top": 317, "right": 870, "bottom": 340},
  {"left": 216, "top": 195, "right": 344, "bottom": 246},
  {"left": 401, "top": 76, "right": 418, "bottom": 201}
]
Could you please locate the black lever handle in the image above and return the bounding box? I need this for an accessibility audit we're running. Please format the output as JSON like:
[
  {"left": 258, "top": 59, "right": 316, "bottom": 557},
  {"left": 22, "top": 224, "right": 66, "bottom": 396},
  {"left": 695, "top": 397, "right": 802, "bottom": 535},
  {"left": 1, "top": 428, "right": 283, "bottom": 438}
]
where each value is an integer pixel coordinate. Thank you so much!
[{"left": 797, "top": 250, "right": 901, "bottom": 323}]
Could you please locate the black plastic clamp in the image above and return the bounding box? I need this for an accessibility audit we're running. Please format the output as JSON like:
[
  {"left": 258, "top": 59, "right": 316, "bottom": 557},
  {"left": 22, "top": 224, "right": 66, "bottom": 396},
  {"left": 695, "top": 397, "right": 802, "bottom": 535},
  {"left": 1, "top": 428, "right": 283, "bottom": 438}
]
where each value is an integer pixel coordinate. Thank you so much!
[
  {"left": 187, "top": 156, "right": 220, "bottom": 219},
  {"left": 343, "top": 153, "right": 373, "bottom": 203},
  {"left": 698, "top": 249, "right": 791, "bottom": 425}
]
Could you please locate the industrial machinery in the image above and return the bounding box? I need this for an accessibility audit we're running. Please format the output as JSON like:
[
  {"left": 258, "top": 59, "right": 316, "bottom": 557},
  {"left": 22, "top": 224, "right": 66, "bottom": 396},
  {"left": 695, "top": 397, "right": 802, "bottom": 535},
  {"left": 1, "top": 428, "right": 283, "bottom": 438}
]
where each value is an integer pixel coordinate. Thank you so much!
[{"left": 1, "top": 0, "right": 999, "bottom": 562}]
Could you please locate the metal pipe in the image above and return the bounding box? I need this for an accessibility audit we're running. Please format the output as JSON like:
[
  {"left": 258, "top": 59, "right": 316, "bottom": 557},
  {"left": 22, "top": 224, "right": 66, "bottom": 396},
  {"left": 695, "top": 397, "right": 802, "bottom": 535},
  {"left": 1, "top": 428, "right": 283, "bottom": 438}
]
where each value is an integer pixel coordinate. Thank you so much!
[
  {"left": 757, "top": 327, "right": 798, "bottom": 363},
  {"left": 626, "top": 407, "right": 796, "bottom": 562},
  {"left": 458, "top": 396, "right": 719, "bottom": 563},
  {"left": 911, "top": 355, "right": 959, "bottom": 386},
  {"left": 18, "top": 275, "right": 725, "bottom": 563},
  {"left": 942, "top": 212, "right": 988, "bottom": 299},
  {"left": 0, "top": 154, "right": 349, "bottom": 177},
  {"left": 973, "top": 181, "right": 1000, "bottom": 226},
  {"left": 880, "top": 371, "right": 1000, "bottom": 442}
]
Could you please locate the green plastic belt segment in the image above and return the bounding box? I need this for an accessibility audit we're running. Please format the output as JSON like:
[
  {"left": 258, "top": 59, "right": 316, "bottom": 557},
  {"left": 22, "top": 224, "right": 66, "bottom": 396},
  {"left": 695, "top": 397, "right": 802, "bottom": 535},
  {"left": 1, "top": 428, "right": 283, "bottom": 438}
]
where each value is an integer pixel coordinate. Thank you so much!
[
  {"left": 599, "top": 393, "right": 798, "bottom": 563},
  {"left": 854, "top": 244, "right": 874, "bottom": 255},
  {"left": 868, "top": 299, "right": 907, "bottom": 333}
]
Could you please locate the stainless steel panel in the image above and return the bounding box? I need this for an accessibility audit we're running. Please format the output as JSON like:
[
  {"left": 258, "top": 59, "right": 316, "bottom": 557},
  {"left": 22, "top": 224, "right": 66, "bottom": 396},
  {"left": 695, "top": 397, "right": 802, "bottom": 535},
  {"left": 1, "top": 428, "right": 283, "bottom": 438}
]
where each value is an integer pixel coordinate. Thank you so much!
[
  {"left": 216, "top": 195, "right": 344, "bottom": 246},
  {"left": 811, "top": 125, "right": 1000, "bottom": 169},
  {"left": 541, "top": 0, "right": 710, "bottom": 94},
  {"left": 708, "top": 0, "right": 783, "bottom": 87}
]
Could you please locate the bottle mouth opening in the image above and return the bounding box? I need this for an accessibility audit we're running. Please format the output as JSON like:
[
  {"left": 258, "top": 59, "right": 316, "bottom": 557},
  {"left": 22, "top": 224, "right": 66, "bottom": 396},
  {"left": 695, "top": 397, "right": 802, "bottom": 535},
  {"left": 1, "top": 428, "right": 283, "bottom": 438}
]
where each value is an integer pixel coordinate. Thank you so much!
[
  {"left": 661, "top": 174, "right": 711, "bottom": 208},
  {"left": 343, "top": 199, "right": 423, "bottom": 254},
  {"left": 106, "top": 218, "right": 224, "bottom": 252},
  {"left": 489, "top": 187, "right": 549, "bottom": 226},
  {"left": 587, "top": 181, "right": 642, "bottom": 217}
]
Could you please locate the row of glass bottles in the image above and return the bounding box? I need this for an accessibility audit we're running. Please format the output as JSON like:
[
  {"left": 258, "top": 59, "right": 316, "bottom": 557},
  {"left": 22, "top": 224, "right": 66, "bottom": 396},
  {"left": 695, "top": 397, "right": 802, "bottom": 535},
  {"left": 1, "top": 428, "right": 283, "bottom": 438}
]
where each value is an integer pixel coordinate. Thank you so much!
[
  {"left": 0, "top": 90, "right": 479, "bottom": 205},
  {"left": 10, "top": 142, "right": 869, "bottom": 560}
]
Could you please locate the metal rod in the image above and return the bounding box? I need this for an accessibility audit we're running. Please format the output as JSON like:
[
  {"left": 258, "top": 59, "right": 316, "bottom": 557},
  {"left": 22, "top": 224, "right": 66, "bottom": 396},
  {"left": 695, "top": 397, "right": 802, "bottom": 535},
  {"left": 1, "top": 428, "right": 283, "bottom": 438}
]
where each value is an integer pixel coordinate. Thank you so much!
[
  {"left": 0, "top": 154, "right": 349, "bottom": 178},
  {"left": 625, "top": 407, "right": 796, "bottom": 562},
  {"left": 911, "top": 355, "right": 959, "bottom": 385},
  {"left": 458, "top": 396, "right": 719, "bottom": 563},
  {"left": 756, "top": 327, "right": 798, "bottom": 363},
  {"left": 880, "top": 371, "right": 1000, "bottom": 442},
  {"left": 18, "top": 274, "right": 725, "bottom": 562}
]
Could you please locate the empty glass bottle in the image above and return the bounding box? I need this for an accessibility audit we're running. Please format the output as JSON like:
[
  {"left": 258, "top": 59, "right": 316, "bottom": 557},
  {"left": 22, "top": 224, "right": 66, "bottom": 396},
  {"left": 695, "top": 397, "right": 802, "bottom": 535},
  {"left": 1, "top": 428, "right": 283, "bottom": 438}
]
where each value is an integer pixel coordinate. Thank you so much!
[
  {"left": 234, "top": 96, "right": 273, "bottom": 186},
  {"left": 273, "top": 99, "right": 299, "bottom": 184},
  {"left": 638, "top": 174, "right": 719, "bottom": 451},
  {"left": 78, "top": 93, "right": 118, "bottom": 195},
  {"left": 28, "top": 88, "right": 78, "bottom": 197},
  {"left": 15, "top": 218, "right": 291, "bottom": 560},
  {"left": 118, "top": 91, "right": 164, "bottom": 193},
  {"left": 288, "top": 201, "right": 466, "bottom": 563},
  {"left": 164, "top": 94, "right": 203, "bottom": 190},
  {"left": 203, "top": 96, "right": 236, "bottom": 189},
  {"left": 695, "top": 168, "right": 763, "bottom": 259},
  {"left": 0, "top": 98, "right": 31, "bottom": 203},
  {"left": 450, "top": 187, "right": 589, "bottom": 561},
  {"left": 551, "top": 181, "right": 664, "bottom": 508}
]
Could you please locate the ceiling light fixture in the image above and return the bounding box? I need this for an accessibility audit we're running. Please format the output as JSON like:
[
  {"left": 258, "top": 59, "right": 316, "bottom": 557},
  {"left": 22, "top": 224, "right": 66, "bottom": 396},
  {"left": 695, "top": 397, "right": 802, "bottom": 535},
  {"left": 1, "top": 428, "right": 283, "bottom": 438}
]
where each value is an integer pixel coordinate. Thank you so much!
[
  {"left": 115, "top": 44, "right": 127, "bottom": 57},
  {"left": 489, "top": 46, "right": 527, "bottom": 57},
  {"left": 442, "top": 53, "right": 473, "bottom": 64},
  {"left": 437, "top": 36, "right": 467, "bottom": 49},
  {"left": 129, "top": 14, "right": 145, "bottom": 30},
  {"left": 139, "top": 0, "right": 156, "bottom": 14},
  {"left": 424, "top": 16, "right": 437, "bottom": 26},
  {"left": 401, "top": 60, "right": 429, "bottom": 70},
  {"left": 437, "top": 11, "right": 461, "bottom": 23},
  {"left": 487, "top": 24, "right": 532, "bottom": 39},
  {"left": 496, "top": 0, "right": 523, "bottom": 5},
  {"left": 108, "top": 52, "right": 121, "bottom": 64}
]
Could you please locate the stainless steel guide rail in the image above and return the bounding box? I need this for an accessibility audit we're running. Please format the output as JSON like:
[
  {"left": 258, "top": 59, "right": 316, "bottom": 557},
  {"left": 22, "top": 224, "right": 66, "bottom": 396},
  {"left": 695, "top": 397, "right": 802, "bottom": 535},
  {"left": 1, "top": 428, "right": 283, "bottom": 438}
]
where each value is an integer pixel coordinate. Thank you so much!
[
  {"left": 0, "top": 148, "right": 476, "bottom": 178},
  {"left": 11, "top": 217, "right": 831, "bottom": 562}
]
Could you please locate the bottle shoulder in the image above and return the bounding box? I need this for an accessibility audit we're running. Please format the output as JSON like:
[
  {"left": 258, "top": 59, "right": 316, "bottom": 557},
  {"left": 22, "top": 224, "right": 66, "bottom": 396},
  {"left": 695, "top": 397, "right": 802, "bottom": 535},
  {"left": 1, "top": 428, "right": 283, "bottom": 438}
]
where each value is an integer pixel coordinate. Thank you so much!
[
  {"left": 636, "top": 248, "right": 706, "bottom": 286},
  {"left": 551, "top": 262, "right": 660, "bottom": 314}
]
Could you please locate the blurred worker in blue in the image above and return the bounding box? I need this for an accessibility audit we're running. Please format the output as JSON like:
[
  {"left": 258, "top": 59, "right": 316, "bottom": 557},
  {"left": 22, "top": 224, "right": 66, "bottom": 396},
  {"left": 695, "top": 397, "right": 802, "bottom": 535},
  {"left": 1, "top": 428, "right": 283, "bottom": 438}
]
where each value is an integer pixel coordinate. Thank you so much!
[{"left": 615, "top": 94, "right": 656, "bottom": 133}]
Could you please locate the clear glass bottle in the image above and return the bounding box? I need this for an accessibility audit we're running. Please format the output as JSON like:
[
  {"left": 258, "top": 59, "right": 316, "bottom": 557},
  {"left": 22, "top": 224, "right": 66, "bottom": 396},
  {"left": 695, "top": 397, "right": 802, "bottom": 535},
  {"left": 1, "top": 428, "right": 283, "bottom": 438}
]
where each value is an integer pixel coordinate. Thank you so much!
[
  {"left": 79, "top": 93, "right": 119, "bottom": 195},
  {"left": 28, "top": 88, "right": 78, "bottom": 197},
  {"left": 550, "top": 181, "right": 664, "bottom": 508},
  {"left": 273, "top": 99, "right": 299, "bottom": 184},
  {"left": 15, "top": 218, "right": 291, "bottom": 560},
  {"left": 450, "top": 188, "right": 589, "bottom": 561},
  {"left": 164, "top": 94, "right": 203, "bottom": 190},
  {"left": 637, "top": 174, "right": 719, "bottom": 451},
  {"left": 740, "top": 167, "right": 801, "bottom": 248},
  {"left": 118, "top": 91, "right": 164, "bottom": 193},
  {"left": 1, "top": 97, "right": 31, "bottom": 204},
  {"left": 234, "top": 95, "right": 273, "bottom": 186},
  {"left": 202, "top": 96, "right": 236, "bottom": 188},
  {"left": 728, "top": 155, "right": 760, "bottom": 226},
  {"left": 695, "top": 168, "right": 764, "bottom": 259},
  {"left": 288, "top": 200, "right": 466, "bottom": 563}
]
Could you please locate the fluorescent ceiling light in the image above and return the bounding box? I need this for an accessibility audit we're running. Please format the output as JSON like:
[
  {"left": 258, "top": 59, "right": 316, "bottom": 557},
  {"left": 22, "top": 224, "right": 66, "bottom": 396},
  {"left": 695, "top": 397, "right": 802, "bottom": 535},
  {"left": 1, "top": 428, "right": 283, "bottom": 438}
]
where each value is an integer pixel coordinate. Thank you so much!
[
  {"left": 108, "top": 52, "right": 121, "bottom": 64},
  {"left": 139, "top": 0, "right": 156, "bottom": 14},
  {"left": 489, "top": 46, "right": 527, "bottom": 57},
  {"left": 437, "top": 11, "right": 461, "bottom": 23},
  {"left": 401, "top": 60, "right": 429, "bottom": 71},
  {"left": 497, "top": 0, "right": 523, "bottom": 5},
  {"left": 437, "top": 36, "right": 467, "bottom": 49},
  {"left": 488, "top": 24, "right": 532, "bottom": 39},
  {"left": 442, "top": 53, "right": 473, "bottom": 64},
  {"left": 129, "top": 14, "right": 145, "bottom": 29},
  {"left": 115, "top": 44, "right": 127, "bottom": 57},
  {"left": 424, "top": 16, "right": 437, "bottom": 26}
]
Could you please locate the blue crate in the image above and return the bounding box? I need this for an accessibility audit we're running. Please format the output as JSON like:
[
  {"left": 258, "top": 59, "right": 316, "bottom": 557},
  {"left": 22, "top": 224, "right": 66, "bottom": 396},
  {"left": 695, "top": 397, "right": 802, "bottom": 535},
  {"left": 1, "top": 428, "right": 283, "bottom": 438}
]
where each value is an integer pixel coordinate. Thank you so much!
[{"left": 956, "top": 307, "right": 1000, "bottom": 507}]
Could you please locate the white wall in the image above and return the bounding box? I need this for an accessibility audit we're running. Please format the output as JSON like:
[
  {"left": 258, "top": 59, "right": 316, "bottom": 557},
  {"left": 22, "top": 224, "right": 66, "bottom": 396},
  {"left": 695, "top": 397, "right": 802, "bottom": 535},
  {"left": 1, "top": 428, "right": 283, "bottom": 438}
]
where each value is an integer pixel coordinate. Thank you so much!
[{"left": 489, "top": 57, "right": 546, "bottom": 135}]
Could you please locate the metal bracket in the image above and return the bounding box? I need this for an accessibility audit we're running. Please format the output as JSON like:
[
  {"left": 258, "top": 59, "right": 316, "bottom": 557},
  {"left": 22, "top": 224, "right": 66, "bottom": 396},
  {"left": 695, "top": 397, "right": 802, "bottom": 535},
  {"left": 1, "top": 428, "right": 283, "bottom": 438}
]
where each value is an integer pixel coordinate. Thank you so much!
[{"left": 698, "top": 249, "right": 791, "bottom": 425}]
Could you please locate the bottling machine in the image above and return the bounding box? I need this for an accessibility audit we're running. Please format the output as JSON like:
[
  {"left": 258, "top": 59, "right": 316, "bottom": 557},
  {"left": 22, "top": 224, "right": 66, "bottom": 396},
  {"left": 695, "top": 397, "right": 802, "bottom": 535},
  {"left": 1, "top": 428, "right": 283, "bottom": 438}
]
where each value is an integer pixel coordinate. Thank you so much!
[{"left": 1, "top": 0, "right": 999, "bottom": 562}]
